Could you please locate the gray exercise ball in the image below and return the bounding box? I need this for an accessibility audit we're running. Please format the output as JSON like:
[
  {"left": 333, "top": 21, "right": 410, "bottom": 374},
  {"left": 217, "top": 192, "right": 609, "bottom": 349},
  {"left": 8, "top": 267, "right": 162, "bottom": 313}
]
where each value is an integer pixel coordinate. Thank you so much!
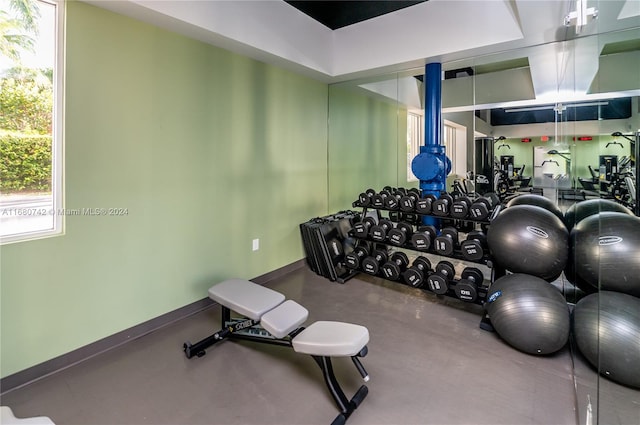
[
  {"left": 487, "top": 205, "right": 569, "bottom": 281},
  {"left": 573, "top": 291, "right": 640, "bottom": 389},
  {"left": 564, "top": 199, "right": 633, "bottom": 231},
  {"left": 485, "top": 273, "right": 570, "bottom": 355},
  {"left": 571, "top": 212, "right": 640, "bottom": 297},
  {"left": 507, "top": 194, "right": 564, "bottom": 223}
]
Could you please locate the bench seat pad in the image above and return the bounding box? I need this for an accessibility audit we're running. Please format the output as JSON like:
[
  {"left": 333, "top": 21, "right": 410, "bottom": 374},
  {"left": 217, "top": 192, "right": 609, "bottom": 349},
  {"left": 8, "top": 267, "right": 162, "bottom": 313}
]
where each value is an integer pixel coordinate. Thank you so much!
[
  {"left": 292, "top": 321, "right": 369, "bottom": 357},
  {"left": 208, "top": 279, "right": 284, "bottom": 321},
  {"left": 261, "top": 300, "right": 309, "bottom": 338}
]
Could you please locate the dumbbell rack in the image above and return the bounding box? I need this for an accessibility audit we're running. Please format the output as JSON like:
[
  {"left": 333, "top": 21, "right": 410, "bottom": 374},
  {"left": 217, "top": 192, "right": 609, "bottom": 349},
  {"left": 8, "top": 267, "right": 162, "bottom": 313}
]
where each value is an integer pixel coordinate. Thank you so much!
[{"left": 346, "top": 190, "right": 502, "bottom": 306}]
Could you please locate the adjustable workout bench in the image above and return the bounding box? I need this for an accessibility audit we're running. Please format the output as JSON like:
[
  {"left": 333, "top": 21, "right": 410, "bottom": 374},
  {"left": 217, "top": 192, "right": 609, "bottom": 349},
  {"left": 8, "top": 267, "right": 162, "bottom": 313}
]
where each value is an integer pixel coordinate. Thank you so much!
[{"left": 183, "top": 279, "right": 370, "bottom": 425}]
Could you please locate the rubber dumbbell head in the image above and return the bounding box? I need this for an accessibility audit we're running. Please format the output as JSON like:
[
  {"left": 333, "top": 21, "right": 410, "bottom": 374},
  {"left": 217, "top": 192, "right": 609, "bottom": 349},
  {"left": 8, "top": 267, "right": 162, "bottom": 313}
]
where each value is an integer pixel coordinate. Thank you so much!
[
  {"left": 399, "top": 191, "right": 419, "bottom": 212},
  {"left": 388, "top": 221, "right": 413, "bottom": 246},
  {"left": 381, "top": 252, "right": 410, "bottom": 281},
  {"left": 432, "top": 193, "right": 454, "bottom": 217},
  {"left": 411, "top": 225, "right": 437, "bottom": 251},
  {"left": 371, "top": 190, "right": 391, "bottom": 208},
  {"left": 415, "top": 194, "right": 437, "bottom": 215},
  {"left": 361, "top": 249, "right": 389, "bottom": 275},
  {"left": 344, "top": 246, "right": 369, "bottom": 270},
  {"left": 455, "top": 267, "right": 484, "bottom": 302},
  {"left": 357, "top": 189, "right": 376, "bottom": 206},
  {"left": 434, "top": 227, "right": 459, "bottom": 256},
  {"left": 451, "top": 195, "right": 472, "bottom": 219},
  {"left": 370, "top": 218, "right": 393, "bottom": 242},
  {"left": 353, "top": 216, "right": 376, "bottom": 238},
  {"left": 385, "top": 191, "right": 403, "bottom": 210},
  {"left": 460, "top": 230, "right": 487, "bottom": 261},
  {"left": 403, "top": 256, "right": 432, "bottom": 288},
  {"left": 426, "top": 261, "right": 455, "bottom": 295},
  {"left": 469, "top": 197, "right": 493, "bottom": 221}
]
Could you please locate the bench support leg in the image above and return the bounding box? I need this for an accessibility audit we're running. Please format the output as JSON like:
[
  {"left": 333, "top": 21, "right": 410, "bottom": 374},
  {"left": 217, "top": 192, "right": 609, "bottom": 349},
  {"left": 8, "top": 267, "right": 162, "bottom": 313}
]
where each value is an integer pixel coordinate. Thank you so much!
[{"left": 312, "top": 356, "right": 368, "bottom": 425}]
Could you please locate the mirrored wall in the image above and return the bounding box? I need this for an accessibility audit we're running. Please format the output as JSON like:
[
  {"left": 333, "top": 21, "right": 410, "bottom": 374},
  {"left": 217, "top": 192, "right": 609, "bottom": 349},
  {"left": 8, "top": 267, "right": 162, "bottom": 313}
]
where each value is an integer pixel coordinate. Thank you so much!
[{"left": 328, "top": 16, "right": 640, "bottom": 425}]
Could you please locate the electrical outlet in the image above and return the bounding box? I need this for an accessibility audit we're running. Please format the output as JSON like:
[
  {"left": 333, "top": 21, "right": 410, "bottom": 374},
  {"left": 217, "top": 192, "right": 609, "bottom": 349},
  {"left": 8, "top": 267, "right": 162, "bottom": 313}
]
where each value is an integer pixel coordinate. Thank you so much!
[{"left": 252, "top": 239, "right": 259, "bottom": 251}]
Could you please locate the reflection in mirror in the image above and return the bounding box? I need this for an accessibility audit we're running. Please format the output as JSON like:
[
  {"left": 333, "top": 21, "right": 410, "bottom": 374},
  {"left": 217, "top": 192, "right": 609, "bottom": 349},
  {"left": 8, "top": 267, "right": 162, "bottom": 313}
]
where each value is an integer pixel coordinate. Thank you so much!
[{"left": 327, "top": 19, "right": 640, "bottom": 425}]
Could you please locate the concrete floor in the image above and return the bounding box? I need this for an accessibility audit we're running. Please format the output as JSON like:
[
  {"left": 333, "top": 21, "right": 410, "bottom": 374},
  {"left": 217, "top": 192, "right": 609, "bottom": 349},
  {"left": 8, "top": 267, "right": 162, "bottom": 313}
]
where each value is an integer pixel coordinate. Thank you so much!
[{"left": 1, "top": 264, "right": 638, "bottom": 425}]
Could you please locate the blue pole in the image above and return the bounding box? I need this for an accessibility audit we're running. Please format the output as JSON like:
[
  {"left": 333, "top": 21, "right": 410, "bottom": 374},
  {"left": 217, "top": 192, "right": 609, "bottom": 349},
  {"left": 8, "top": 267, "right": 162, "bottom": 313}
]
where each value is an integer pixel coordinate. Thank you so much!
[{"left": 411, "top": 63, "right": 450, "bottom": 227}]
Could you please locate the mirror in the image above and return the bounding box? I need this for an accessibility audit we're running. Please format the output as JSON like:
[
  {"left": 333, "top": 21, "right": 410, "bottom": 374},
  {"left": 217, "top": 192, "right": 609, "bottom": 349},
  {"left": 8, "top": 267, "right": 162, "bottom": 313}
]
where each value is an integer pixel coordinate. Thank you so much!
[{"left": 327, "top": 16, "right": 640, "bottom": 425}]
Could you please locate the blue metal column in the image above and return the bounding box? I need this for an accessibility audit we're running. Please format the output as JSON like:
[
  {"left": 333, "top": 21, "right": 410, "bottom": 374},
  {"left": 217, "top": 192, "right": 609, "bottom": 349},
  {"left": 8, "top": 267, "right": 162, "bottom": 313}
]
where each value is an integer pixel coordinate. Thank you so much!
[{"left": 411, "top": 63, "right": 451, "bottom": 226}]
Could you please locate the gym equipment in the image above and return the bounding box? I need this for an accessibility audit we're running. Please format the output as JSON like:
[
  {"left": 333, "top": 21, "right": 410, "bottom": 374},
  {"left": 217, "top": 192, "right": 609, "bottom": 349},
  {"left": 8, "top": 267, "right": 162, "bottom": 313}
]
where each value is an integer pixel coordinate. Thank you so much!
[
  {"left": 403, "top": 256, "right": 432, "bottom": 288},
  {"left": 451, "top": 195, "right": 472, "bottom": 219},
  {"left": 474, "top": 137, "right": 495, "bottom": 195},
  {"left": 485, "top": 273, "right": 570, "bottom": 355},
  {"left": 571, "top": 211, "right": 640, "bottom": 297},
  {"left": 506, "top": 194, "right": 564, "bottom": 223},
  {"left": 573, "top": 291, "right": 640, "bottom": 389},
  {"left": 357, "top": 189, "right": 376, "bottom": 207},
  {"left": 361, "top": 249, "right": 389, "bottom": 275},
  {"left": 384, "top": 190, "right": 402, "bottom": 210},
  {"left": 371, "top": 190, "right": 391, "bottom": 208},
  {"left": 415, "top": 194, "right": 437, "bottom": 215},
  {"left": 468, "top": 197, "right": 494, "bottom": 221},
  {"left": 388, "top": 222, "right": 413, "bottom": 246},
  {"left": 300, "top": 211, "right": 360, "bottom": 282},
  {"left": 410, "top": 225, "right": 437, "bottom": 251},
  {"left": 381, "top": 252, "right": 410, "bottom": 281},
  {"left": 432, "top": 193, "right": 454, "bottom": 216},
  {"left": 487, "top": 205, "right": 568, "bottom": 281},
  {"left": 370, "top": 219, "right": 393, "bottom": 242},
  {"left": 344, "top": 245, "right": 369, "bottom": 270},
  {"left": 184, "top": 279, "right": 370, "bottom": 424},
  {"left": 434, "top": 227, "right": 459, "bottom": 256},
  {"left": 455, "top": 267, "right": 484, "bottom": 302},
  {"left": 0, "top": 407, "right": 54, "bottom": 425},
  {"left": 426, "top": 261, "right": 455, "bottom": 295},
  {"left": 563, "top": 198, "right": 633, "bottom": 231},
  {"left": 352, "top": 217, "right": 376, "bottom": 238},
  {"left": 460, "top": 230, "right": 487, "bottom": 261},
  {"left": 399, "top": 190, "right": 420, "bottom": 212}
]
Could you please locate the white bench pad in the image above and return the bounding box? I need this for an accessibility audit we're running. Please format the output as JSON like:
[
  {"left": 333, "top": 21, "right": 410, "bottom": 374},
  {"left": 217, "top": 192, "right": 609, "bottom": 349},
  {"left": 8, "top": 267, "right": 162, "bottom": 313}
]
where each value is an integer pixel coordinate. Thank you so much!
[
  {"left": 261, "top": 300, "right": 309, "bottom": 338},
  {"left": 208, "top": 279, "right": 284, "bottom": 321},
  {"left": 292, "top": 321, "right": 369, "bottom": 357},
  {"left": 0, "top": 407, "right": 55, "bottom": 425}
]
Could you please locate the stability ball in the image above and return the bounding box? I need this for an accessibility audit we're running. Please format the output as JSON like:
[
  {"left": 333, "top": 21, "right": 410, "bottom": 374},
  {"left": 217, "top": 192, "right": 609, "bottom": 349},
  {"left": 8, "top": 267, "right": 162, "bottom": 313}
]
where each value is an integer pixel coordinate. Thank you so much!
[
  {"left": 507, "top": 194, "right": 564, "bottom": 223},
  {"left": 487, "top": 205, "right": 569, "bottom": 281},
  {"left": 564, "top": 199, "right": 633, "bottom": 231},
  {"left": 485, "top": 273, "right": 570, "bottom": 355},
  {"left": 573, "top": 291, "right": 640, "bottom": 389},
  {"left": 571, "top": 212, "right": 640, "bottom": 297}
]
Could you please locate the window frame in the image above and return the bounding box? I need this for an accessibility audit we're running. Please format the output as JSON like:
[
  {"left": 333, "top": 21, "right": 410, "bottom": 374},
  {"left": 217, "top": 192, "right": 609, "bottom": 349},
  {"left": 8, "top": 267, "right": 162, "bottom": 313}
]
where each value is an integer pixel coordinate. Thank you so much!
[{"left": 0, "top": 0, "right": 65, "bottom": 245}]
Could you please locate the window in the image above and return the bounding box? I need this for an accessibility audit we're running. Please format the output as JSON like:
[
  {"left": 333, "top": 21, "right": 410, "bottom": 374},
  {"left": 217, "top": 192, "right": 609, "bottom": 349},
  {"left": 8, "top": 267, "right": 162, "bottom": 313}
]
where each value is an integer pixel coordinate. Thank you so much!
[
  {"left": 0, "top": 0, "right": 64, "bottom": 244},
  {"left": 407, "top": 112, "right": 467, "bottom": 182}
]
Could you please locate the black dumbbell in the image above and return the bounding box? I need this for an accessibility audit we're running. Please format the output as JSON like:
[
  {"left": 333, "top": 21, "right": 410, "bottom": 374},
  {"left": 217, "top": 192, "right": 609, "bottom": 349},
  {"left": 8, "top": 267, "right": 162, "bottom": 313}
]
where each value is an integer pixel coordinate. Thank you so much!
[
  {"left": 410, "top": 225, "right": 437, "bottom": 251},
  {"left": 415, "top": 194, "right": 437, "bottom": 215},
  {"left": 357, "top": 189, "right": 376, "bottom": 206},
  {"left": 403, "top": 256, "right": 432, "bottom": 288},
  {"left": 344, "top": 245, "right": 369, "bottom": 269},
  {"left": 388, "top": 221, "right": 413, "bottom": 246},
  {"left": 385, "top": 190, "right": 404, "bottom": 210},
  {"left": 432, "top": 193, "right": 454, "bottom": 217},
  {"left": 426, "top": 261, "right": 455, "bottom": 295},
  {"left": 370, "top": 218, "right": 393, "bottom": 242},
  {"left": 371, "top": 190, "right": 391, "bottom": 208},
  {"left": 381, "top": 252, "right": 410, "bottom": 281},
  {"left": 399, "top": 190, "right": 419, "bottom": 212},
  {"left": 469, "top": 197, "right": 493, "bottom": 221},
  {"left": 352, "top": 216, "right": 376, "bottom": 238},
  {"left": 434, "top": 227, "right": 459, "bottom": 256},
  {"left": 451, "top": 195, "right": 472, "bottom": 219},
  {"left": 455, "top": 267, "right": 484, "bottom": 302},
  {"left": 361, "top": 249, "right": 389, "bottom": 275},
  {"left": 460, "top": 230, "right": 488, "bottom": 261}
]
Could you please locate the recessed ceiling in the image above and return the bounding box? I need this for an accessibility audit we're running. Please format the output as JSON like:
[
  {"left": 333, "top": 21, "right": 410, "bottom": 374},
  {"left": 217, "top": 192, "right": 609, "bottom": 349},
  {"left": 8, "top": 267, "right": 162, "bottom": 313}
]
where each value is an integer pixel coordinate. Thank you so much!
[{"left": 285, "top": 1, "right": 427, "bottom": 30}]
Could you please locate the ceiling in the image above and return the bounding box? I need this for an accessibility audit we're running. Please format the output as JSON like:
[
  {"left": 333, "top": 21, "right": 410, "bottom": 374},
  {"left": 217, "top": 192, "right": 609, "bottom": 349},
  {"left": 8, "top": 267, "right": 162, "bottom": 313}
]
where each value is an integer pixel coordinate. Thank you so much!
[
  {"left": 86, "top": 0, "right": 640, "bottom": 111},
  {"left": 284, "top": 1, "right": 427, "bottom": 30}
]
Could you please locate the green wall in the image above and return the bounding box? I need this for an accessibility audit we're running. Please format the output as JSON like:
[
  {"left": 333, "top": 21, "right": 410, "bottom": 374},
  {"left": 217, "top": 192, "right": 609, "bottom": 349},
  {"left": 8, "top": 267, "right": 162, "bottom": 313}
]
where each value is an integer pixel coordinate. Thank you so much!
[
  {"left": 0, "top": 2, "right": 329, "bottom": 378},
  {"left": 327, "top": 85, "right": 409, "bottom": 211}
]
